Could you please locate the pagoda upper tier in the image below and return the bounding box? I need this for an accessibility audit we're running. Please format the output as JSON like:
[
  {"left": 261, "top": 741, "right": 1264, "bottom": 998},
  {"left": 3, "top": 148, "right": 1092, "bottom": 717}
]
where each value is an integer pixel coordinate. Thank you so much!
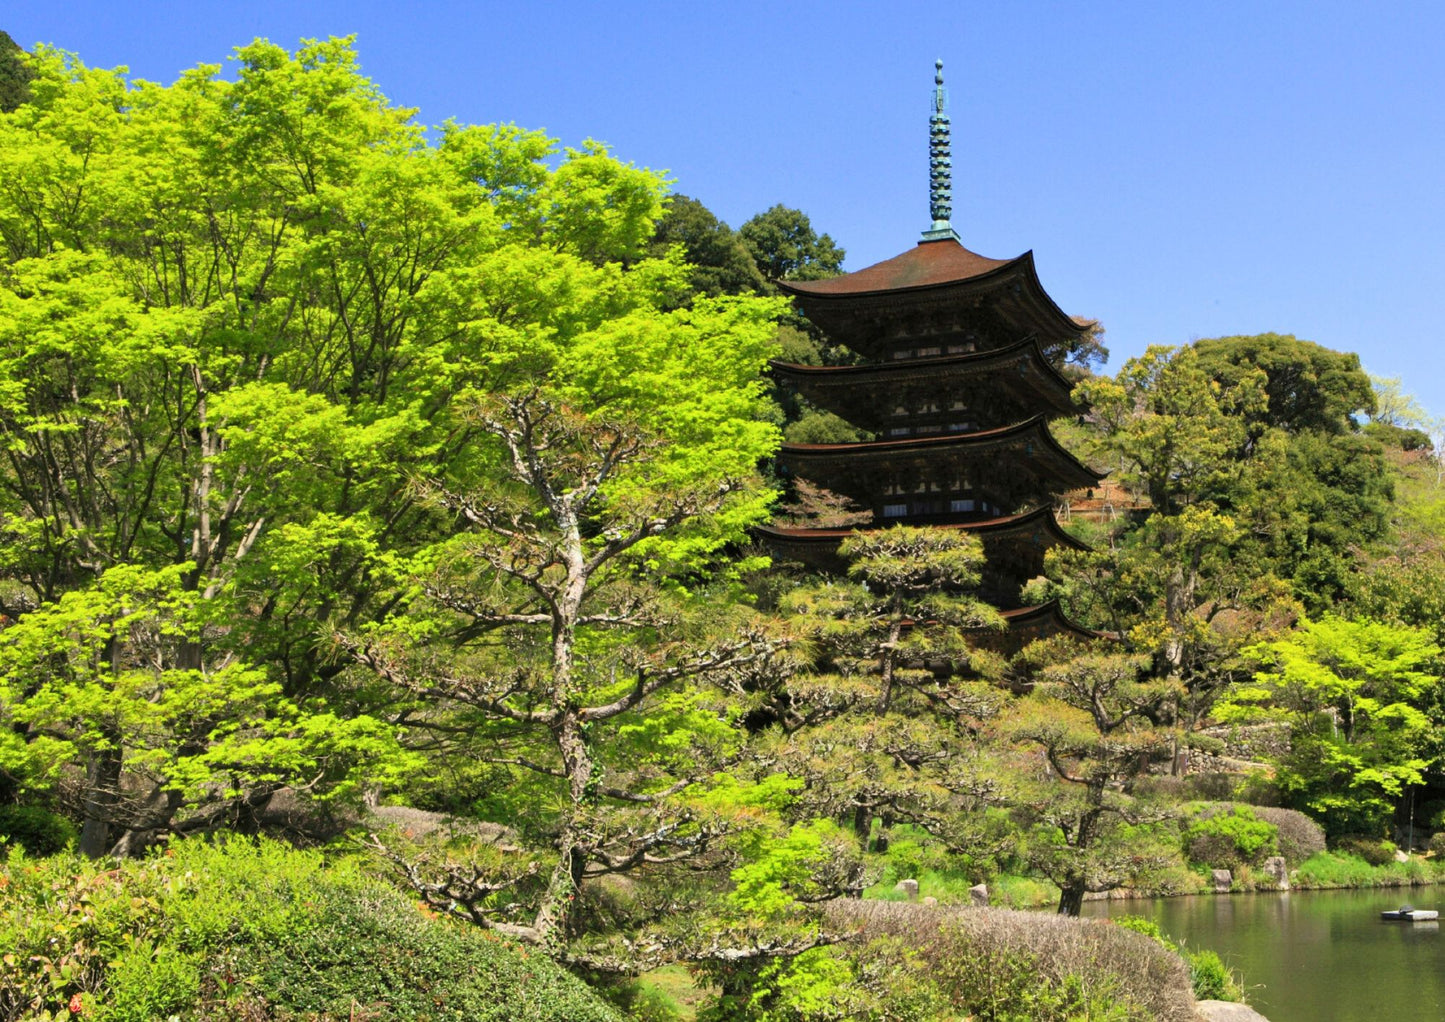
[
  {"left": 779, "top": 415, "right": 1100, "bottom": 523},
  {"left": 769, "top": 336, "right": 1075, "bottom": 435},
  {"left": 778, "top": 238, "right": 1084, "bottom": 361}
]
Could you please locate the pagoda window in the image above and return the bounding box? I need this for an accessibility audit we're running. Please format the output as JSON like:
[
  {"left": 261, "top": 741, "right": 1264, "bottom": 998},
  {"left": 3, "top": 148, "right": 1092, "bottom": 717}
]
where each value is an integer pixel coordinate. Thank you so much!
[
  {"left": 918, "top": 346, "right": 941, "bottom": 357},
  {"left": 891, "top": 405, "right": 909, "bottom": 417},
  {"left": 915, "top": 424, "right": 943, "bottom": 435},
  {"left": 888, "top": 427, "right": 911, "bottom": 437},
  {"left": 882, "top": 503, "right": 908, "bottom": 518},
  {"left": 919, "top": 400, "right": 940, "bottom": 413},
  {"left": 949, "top": 399, "right": 967, "bottom": 410},
  {"left": 949, "top": 422, "right": 973, "bottom": 432},
  {"left": 892, "top": 349, "right": 912, "bottom": 360},
  {"left": 951, "top": 499, "right": 975, "bottom": 513}
]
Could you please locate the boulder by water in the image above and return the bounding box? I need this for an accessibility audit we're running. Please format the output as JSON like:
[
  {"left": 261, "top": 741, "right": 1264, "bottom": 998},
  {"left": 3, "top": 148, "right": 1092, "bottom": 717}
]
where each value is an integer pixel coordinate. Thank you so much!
[{"left": 1195, "top": 1000, "right": 1271, "bottom": 1022}]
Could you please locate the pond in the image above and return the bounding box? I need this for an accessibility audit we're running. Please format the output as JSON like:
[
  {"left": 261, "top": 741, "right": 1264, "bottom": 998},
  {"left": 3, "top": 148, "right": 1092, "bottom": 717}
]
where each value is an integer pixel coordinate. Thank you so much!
[{"left": 1084, "top": 887, "right": 1445, "bottom": 1022}]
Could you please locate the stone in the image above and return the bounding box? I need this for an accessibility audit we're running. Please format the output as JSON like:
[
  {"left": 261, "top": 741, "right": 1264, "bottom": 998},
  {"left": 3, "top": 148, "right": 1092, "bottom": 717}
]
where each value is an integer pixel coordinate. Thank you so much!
[
  {"left": 922, "top": 896, "right": 938, "bottom": 906},
  {"left": 969, "top": 882, "right": 989, "bottom": 906},
  {"left": 1212, "top": 868, "right": 1233, "bottom": 893},
  {"left": 1195, "top": 1001, "right": 1272, "bottom": 1022},
  {"left": 1261, "top": 855, "right": 1289, "bottom": 890},
  {"left": 1394, "top": 848, "right": 1411, "bottom": 863},
  {"left": 895, "top": 878, "right": 919, "bottom": 900}
]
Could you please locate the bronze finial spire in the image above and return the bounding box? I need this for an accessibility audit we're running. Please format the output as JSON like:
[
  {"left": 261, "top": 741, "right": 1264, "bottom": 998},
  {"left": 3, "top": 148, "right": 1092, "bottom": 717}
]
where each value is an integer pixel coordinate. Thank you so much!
[{"left": 922, "top": 58, "right": 960, "bottom": 242}]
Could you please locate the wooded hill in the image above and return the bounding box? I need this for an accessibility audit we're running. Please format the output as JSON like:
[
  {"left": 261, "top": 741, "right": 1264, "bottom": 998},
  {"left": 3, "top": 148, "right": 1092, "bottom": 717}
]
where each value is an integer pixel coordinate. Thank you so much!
[{"left": 2, "top": 35, "right": 1444, "bottom": 1022}]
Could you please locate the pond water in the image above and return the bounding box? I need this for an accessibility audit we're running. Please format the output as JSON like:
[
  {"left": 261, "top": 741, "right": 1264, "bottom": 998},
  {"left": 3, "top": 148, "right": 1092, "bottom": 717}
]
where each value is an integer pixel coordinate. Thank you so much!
[{"left": 1084, "top": 887, "right": 1445, "bottom": 1022}]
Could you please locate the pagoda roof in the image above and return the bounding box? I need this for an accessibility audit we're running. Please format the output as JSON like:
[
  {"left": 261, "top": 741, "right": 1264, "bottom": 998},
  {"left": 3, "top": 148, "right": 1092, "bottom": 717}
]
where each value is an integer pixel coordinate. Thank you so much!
[
  {"left": 777, "top": 239, "right": 1086, "bottom": 355},
  {"left": 779, "top": 415, "right": 1103, "bottom": 492},
  {"left": 987, "top": 600, "right": 1105, "bottom": 647},
  {"left": 768, "top": 335, "right": 1077, "bottom": 422},
  {"left": 781, "top": 238, "right": 1013, "bottom": 296},
  {"left": 757, "top": 506, "right": 1089, "bottom": 551}
]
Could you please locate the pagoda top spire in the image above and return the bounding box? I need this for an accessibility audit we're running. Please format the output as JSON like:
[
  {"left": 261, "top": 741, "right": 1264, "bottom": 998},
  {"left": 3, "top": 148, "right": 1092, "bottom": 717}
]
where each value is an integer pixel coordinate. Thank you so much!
[{"left": 922, "top": 59, "right": 960, "bottom": 243}]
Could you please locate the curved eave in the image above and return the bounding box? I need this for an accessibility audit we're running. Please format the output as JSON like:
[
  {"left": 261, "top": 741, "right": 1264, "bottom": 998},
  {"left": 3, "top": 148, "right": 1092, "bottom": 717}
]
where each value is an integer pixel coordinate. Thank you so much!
[
  {"left": 995, "top": 600, "right": 1104, "bottom": 641},
  {"left": 781, "top": 249, "right": 1084, "bottom": 344},
  {"left": 757, "top": 506, "right": 1090, "bottom": 552},
  {"left": 768, "top": 335, "right": 1077, "bottom": 412},
  {"left": 780, "top": 415, "right": 1104, "bottom": 487}
]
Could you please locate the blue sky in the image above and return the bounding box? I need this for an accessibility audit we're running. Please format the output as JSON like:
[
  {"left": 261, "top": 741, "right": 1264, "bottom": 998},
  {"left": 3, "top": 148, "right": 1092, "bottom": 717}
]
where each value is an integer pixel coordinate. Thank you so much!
[{"left": 7, "top": 1, "right": 1444, "bottom": 415}]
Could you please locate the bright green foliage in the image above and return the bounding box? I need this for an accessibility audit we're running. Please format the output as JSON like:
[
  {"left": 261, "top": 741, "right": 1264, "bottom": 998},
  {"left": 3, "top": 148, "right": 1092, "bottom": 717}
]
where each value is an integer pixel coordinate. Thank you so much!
[
  {"left": 0, "top": 35, "right": 785, "bottom": 861},
  {"left": 1220, "top": 615, "right": 1443, "bottom": 836},
  {"left": 0, "top": 837, "right": 622, "bottom": 1021},
  {"left": 1184, "top": 805, "right": 1279, "bottom": 868}
]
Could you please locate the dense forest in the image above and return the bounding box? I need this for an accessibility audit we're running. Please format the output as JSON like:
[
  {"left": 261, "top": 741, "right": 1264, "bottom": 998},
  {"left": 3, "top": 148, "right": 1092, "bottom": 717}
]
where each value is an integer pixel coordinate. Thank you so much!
[{"left": 2, "top": 35, "right": 1444, "bottom": 1022}]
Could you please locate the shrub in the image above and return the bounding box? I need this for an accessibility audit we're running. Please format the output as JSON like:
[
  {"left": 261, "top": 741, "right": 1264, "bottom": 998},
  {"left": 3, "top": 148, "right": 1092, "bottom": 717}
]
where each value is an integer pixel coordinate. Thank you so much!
[
  {"left": 1334, "top": 834, "right": 1397, "bottom": 866},
  {"left": 824, "top": 900, "right": 1196, "bottom": 1022},
  {"left": 1186, "top": 949, "right": 1243, "bottom": 1002},
  {"left": 1184, "top": 806, "right": 1278, "bottom": 868},
  {"left": 1249, "top": 806, "right": 1325, "bottom": 866},
  {"left": 0, "top": 838, "right": 622, "bottom": 1022},
  {"left": 1428, "top": 831, "right": 1445, "bottom": 857},
  {"left": 0, "top": 804, "right": 77, "bottom": 855},
  {"left": 1114, "top": 917, "right": 1243, "bottom": 1003}
]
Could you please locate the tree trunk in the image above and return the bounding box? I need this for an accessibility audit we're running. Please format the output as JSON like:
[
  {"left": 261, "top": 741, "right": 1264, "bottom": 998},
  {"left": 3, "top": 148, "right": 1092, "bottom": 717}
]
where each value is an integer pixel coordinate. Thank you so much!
[
  {"left": 533, "top": 709, "right": 592, "bottom": 948},
  {"left": 1057, "top": 883, "right": 1085, "bottom": 916},
  {"left": 79, "top": 741, "right": 122, "bottom": 858}
]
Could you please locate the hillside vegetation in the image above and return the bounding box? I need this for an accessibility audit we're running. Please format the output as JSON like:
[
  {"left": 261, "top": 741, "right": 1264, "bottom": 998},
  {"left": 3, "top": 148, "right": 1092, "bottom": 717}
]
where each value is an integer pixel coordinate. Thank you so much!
[{"left": 1, "top": 34, "right": 1443, "bottom": 1021}]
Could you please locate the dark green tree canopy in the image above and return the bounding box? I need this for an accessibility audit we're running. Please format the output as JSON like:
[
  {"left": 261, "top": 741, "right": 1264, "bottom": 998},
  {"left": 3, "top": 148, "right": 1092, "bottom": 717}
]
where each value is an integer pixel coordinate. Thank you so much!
[
  {"left": 649, "top": 193, "right": 767, "bottom": 301},
  {"left": 1193, "top": 333, "right": 1376, "bottom": 435},
  {"left": 740, "top": 204, "right": 845, "bottom": 282},
  {"left": 0, "top": 31, "right": 32, "bottom": 112}
]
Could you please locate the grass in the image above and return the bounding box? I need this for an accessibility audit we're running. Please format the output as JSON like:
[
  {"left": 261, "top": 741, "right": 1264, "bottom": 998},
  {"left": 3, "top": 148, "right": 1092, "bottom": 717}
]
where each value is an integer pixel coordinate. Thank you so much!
[
  {"left": 633, "top": 966, "right": 711, "bottom": 1021},
  {"left": 1292, "top": 851, "right": 1445, "bottom": 889}
]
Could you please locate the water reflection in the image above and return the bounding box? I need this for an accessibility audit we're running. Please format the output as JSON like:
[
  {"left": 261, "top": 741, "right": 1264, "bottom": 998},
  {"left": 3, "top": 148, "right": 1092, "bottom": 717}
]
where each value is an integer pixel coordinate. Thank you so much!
[{"left": 1084, "top": 888, "right": 1444, "bottom": 1022}]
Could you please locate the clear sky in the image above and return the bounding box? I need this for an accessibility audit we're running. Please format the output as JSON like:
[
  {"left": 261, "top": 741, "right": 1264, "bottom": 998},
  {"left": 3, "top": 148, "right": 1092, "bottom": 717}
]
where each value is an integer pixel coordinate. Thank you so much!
[{"left": 6, "top": 1, "right": 1444, "bottom": 415}]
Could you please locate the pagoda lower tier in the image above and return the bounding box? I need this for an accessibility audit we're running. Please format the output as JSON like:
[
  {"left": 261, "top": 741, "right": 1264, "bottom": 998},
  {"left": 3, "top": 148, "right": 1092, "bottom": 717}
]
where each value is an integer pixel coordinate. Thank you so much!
[
  {"left": 758, "top": 506, "right": 1087, "bottom": 609},
  {"left": 769, "top": 336, "right": 1076, "bottom": 436},
  {"left": 973, "top": 601, "right": 1104, "bottom": 658},
  {"left": 778, "top": 416, "right": 1102, "bottom": 522}
]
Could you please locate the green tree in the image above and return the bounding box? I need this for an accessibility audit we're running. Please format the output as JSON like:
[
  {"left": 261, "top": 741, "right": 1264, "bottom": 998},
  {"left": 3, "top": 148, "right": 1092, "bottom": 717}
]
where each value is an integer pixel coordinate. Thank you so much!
[
  {"left": 1219, "top": 616, "right": 1443, "bottom": 837},
  {"left": 338, "top": 227, "right": 792, "bottom": 949},
  {"left": 762, "top": 528, "right": 1006, "bottom": 865},
  {"left": 649, "top": 194, "right": 767, "bottom": 302},
  {"left": 739, "top": 205, "right": 845, "bottom": 283},
  {"left": 1002, "top": 647, "right": 1181, "bottom": 915}
]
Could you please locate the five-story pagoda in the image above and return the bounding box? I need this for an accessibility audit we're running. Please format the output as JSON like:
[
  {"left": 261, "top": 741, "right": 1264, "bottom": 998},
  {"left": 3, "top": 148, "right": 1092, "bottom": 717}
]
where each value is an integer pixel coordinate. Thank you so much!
[{"left": 762, "top": 61, "right": 1100, "bottom": 647}]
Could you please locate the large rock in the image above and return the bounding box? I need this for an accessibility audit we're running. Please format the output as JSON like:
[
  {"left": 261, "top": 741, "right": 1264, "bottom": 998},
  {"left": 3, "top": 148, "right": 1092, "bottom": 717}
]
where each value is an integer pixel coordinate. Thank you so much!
[
  {"left": 969, "top": 883, "right": 989, "bottom": 906},
  {"left": 894, "top": 878, "right": 919, "bottom": 900},
  {"left": 1211, "top": 869, "right": 1233, "bottom": 893},
  {"left": 1261, "top": 856, "right": 1289, "bottom": 890},
  {"left": 1195, "top": 1000, "right": 1271, "bottom": 1021}
]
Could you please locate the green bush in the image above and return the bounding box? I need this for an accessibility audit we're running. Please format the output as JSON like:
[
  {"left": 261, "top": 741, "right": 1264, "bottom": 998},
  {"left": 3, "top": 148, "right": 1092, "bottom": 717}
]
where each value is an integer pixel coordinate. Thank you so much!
[
  {"left": 1334, "top": 834, "right": 1397, "bottom": 866},
  {"left": 1249, "top": 806, "right": 1325, "bottom": 866},
  {"left": 0, "top": 804, "right": 77, "bottom": 855},
  {"left": 1184, "top": 806, "right": 1278, "bottom": 868},
  {"left": 1186, "top": 949, "right": 1243, "bottom": 1002},
  {"left": 1428, "top": 831, "right": 1445, "bottom": 857},
  {"left": 0, "top": 838, "right": 622, "bottom": 1022}
]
